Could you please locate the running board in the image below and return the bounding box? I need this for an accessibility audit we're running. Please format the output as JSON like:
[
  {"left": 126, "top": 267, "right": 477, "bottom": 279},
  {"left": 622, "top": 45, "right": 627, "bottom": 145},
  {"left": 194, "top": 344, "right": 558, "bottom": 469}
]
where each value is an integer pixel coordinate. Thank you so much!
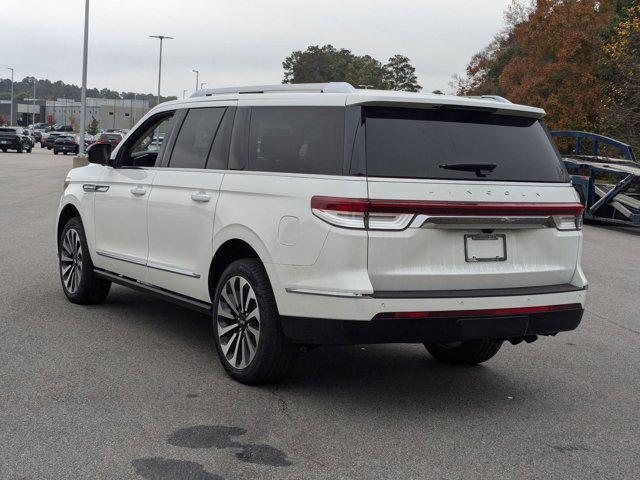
[{"left": 93, "top": 269, "right": 212, "bottom": 315}]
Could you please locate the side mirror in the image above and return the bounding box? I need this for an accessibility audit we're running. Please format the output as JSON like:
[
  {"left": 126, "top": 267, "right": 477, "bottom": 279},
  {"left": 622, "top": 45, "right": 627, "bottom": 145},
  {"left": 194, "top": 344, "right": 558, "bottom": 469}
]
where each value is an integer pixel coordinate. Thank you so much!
[{"left": 87, "top": 143, "right": 112, "bottom": 165}]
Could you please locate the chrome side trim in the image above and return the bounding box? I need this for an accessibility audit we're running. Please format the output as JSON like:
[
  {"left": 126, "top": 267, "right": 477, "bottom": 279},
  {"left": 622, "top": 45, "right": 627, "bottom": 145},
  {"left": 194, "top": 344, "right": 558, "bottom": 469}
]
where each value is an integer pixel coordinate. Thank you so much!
[
  {"left": 285, "top": 288, "right": 368, "bottom": 298},
  {"left": 411, "top": 215, "right": 554, "bottom": 229},
  {"left": 96, "top": 250, "right": 147, "bottom": 266},
  {"left": 147, "top": 261, "right": 201, "bottom": 279},
  {"left": 96, "top": 250, "right": 201, "bottom": 278}
]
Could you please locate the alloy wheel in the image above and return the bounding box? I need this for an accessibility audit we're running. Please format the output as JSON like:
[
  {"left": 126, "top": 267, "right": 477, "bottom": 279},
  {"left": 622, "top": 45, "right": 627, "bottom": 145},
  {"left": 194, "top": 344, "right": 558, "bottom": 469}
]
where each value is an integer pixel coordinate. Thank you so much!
[
  {"left": 216, "top": 275, "right": 261, "bottom": 369},
  {"left": 60, "top": 228, "right": 83, "bottom": 294}
]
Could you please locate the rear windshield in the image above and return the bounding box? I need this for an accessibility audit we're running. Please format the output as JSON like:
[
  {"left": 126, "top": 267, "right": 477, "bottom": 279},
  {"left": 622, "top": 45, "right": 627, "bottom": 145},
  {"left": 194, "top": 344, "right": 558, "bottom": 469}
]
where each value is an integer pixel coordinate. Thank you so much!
[
  {"left": 0, "top": 128, "right": 16, "bottom": 133},
  {"left": 364, "top": 107, "right": 569, "bottom": 182}
]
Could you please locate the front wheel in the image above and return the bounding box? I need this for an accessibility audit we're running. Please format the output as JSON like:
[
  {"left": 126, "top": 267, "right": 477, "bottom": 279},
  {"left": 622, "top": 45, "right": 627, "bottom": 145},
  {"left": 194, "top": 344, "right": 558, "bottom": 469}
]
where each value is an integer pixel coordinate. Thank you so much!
[
  {"left": 53, "top": 150, "right": 59, "bottom": 155},
  {"left": 212, "top": 259, "right": 297, "bottom": 384},
  {"left": 424, "top": 339, "right": 503, "bottom": 365},
  {"left": 59, "top": 216, "right": 111, "bottom": 304}
]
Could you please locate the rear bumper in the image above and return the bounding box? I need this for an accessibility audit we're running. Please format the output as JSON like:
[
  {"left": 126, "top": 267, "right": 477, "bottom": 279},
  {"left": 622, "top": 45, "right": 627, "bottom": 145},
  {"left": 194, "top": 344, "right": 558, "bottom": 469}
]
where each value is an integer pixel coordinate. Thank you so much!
[{"left": 281, "top": 307, "right": 584, "bottom": 344}]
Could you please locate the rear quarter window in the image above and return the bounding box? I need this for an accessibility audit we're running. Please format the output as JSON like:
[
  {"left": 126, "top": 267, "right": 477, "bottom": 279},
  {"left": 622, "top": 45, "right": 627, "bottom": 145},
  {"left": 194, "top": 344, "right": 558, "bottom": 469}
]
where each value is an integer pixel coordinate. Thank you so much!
[
  {"left": 364, "top": 107, "right": 569, "bottom": 182},
  {"left": 247, "top": 107, "right": 344, "bottom": 175}
]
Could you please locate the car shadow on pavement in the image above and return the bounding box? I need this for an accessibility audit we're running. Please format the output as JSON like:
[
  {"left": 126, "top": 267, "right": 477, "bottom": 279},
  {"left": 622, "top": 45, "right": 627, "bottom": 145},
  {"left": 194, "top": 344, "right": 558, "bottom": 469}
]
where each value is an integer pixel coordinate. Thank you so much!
[{"left": 101, "top": 286, "right": 538, "bottom": 414}]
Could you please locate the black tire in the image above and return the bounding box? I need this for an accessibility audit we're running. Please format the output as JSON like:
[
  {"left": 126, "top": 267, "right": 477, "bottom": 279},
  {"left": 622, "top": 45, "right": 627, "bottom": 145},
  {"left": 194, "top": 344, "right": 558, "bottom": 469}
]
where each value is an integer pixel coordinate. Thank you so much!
[
  {"left": 58, "top": 216, "right": 111, "bottom": 304},
  {"left": 16, "top": 143, "right": 23, "bottom": 153},
  {"left": 47, "top": 146, "right": 52, "bottom": 150},
  {"left": 424, "top": 339, "right": 503, "bottom": 366},
  {"left": 63, "top": 151, "right": 67, "bottom": 155},
  {"left": 54, "top": 150, "right": 59, "bottom": 155},
  {"left": 212, "top": 258, "right": 297, "bottom": 384},
  {"left": 1, "top": 148, "right": 6, "bottom": 153},
  {"left": 27, "top": 147, "right": 32, "bottom": 153}
]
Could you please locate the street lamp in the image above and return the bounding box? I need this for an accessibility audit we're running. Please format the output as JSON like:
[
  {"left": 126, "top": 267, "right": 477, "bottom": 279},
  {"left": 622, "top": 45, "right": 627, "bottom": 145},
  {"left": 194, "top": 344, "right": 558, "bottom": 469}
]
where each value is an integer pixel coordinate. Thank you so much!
[
  {"left": 31, "top": 78, "right": 37, "bottom": 126},
  {"left": 79, "top": 0, "right": 90, "bottom": 156},
  {"left": 150, "top": 35, "right": 174, "bottom": 106},
  {"left": 191, "top": 69, "right": 199, "bottom": 92},
  {"left": 182, "top": 89, "right": 187, "bottom": 99},
  {"left": 5, "top": 67, "right": 14, "bottom": 126}
]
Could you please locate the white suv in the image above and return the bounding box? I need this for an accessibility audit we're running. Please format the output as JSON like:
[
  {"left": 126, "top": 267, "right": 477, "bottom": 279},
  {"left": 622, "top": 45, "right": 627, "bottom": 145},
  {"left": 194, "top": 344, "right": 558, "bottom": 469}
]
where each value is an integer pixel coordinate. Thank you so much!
[{"left": 57, "top": 83, "right": 587, "bottom": 384}]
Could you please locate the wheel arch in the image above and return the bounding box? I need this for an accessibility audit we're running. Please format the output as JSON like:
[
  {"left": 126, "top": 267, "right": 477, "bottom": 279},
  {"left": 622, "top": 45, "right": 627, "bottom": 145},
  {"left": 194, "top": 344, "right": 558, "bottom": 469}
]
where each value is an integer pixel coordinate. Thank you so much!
[
  {"left": 57, "top": 203, "right": 82, "bottom": 250},
  {"left": 207, "top": 238, "right": 264, "bottom": 303}
]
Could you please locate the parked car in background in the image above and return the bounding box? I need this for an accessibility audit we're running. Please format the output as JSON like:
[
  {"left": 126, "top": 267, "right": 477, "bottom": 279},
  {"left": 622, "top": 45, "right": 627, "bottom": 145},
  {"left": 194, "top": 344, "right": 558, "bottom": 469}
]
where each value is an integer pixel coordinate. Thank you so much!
[
  {"left": 53, "top": 134, "right": 80, "bottom": 155},
  {"left": 32, "top": 130, "right": 44, "bottom": 144},
  {"left": 45, "top": 132, "right": 66, "bottom": 150},
  {"left": 21, "top": 129, "right": 36, "bottom": 150},
  {"left": 96, "top": 132, "right": 124, "bottom": 147},
  {"left": 0, "top": 127, "right": 32, "bottom": 153},
  {"left": 56, "top": 125, "right": 74, "bottom": 132},
  {"left": 57, "top": 83, "right": 587, "bottom": 384}
]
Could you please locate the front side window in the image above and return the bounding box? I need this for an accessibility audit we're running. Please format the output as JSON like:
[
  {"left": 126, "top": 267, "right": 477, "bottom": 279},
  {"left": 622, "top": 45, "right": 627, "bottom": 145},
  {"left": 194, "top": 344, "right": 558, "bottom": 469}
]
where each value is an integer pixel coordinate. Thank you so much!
[
  {"left": 248, "top": 107, "right": 344, "bottom": 175},
  {"left": 169, "top": 107, "right": 226, "bottom": 169},
  {"left": 119, "top": 112, "right": 174, "bottom": 167}
]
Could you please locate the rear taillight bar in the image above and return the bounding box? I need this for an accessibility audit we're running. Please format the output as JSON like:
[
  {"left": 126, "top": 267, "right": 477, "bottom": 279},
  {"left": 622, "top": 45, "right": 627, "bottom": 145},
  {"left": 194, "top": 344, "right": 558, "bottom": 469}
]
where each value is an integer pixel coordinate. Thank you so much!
[
  {"left": 374, "top": 303, "right": 583, "bottom": 320},
  {"left": 311, "top": 196, "right": 584, "bottom": 231}
]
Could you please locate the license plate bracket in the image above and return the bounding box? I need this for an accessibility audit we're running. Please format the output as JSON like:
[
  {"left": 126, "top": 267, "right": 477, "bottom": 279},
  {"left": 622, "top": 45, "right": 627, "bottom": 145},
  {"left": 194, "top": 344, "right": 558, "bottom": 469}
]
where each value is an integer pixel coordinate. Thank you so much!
[{"left": 464, "top": 234, "right": 507, "bottom": 262}]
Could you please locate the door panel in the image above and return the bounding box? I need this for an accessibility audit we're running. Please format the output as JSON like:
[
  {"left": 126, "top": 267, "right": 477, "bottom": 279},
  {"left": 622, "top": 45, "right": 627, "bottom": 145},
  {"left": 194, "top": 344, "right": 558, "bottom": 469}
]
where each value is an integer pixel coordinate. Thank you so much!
[
  {"left": 93, "top": 167, "right": 156, "bottom": 282},
  {"left": 147, "top": 170, "right": 223, "bottom": 301}
]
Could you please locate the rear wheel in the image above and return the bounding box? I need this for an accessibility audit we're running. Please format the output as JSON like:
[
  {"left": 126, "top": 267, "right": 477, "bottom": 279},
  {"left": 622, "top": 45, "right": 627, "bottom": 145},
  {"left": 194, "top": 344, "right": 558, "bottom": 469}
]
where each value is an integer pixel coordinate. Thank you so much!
[
  {"left": 424, "top": 339, "right": 503, "bottom": 365},
  {"left": 212, "top": 259, "right": 297, "bottom": 384},
  {"left": 59, "top": 216, "right": 111, "bottom": 304},
  {"left": 16, "top": 143, "right": 23, "bottom": 153},
  {"left": 54, "top": 150, "right": 59, "bottom": 155},
  {"left": 1, "top": 148, "right": 6, "bottom": 153}
]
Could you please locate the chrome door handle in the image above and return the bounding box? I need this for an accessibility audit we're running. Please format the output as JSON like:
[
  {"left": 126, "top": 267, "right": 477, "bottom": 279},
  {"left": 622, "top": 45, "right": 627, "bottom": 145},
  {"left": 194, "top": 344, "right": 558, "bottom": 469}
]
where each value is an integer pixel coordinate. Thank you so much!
[
  {"left": 130, "top": 187, "right": 147, "bottom": 196},
  {"left": 191, "top": 191, "right": 211, "bottom": 203}
]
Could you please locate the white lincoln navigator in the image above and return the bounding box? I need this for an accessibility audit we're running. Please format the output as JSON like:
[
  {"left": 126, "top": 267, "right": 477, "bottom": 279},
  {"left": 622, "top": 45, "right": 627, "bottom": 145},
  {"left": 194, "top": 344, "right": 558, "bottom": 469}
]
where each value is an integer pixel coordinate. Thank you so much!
[{"left": 57, "top": 83, "right": 587, "bottom": 384}]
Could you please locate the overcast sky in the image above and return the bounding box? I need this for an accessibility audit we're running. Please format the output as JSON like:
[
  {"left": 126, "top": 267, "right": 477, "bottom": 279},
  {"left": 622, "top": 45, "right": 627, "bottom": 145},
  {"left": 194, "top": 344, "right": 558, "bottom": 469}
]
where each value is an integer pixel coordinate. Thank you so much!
[{"left": 1, "top": 0, "right": 510, "bottom": 98}]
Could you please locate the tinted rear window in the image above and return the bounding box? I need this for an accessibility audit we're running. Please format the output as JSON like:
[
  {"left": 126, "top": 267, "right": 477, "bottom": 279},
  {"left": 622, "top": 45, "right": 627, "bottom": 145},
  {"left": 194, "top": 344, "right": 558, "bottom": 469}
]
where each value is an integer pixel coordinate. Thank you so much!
[
  {"left": 248, "top": 107, "right": 344, "bottom": 175},
  {"left": 365, "top": 107, "right": 569, "bottom": 182},
  {"left": 169, "top": 107, "right": 226, "bottom": 169}
]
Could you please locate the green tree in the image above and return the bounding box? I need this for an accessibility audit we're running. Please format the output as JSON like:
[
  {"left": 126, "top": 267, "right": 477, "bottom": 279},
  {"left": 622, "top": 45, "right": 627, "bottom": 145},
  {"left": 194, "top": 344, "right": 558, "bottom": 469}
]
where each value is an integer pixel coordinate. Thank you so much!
[
  {"left": 87, "top": 116, "right": 99, "bottom": 135},
  {"left": 383, "top": 55, "right": 422, "bottom": 92},
  {"left": 283, "top": 45, "right": 388, "bottom": 89}
]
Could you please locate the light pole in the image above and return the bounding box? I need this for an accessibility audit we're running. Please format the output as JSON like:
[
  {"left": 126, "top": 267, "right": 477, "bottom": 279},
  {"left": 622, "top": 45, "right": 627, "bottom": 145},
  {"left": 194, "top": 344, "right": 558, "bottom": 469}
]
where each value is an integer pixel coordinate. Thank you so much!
[
  {"left": 32, "top": 78, "right": 37, "bottom": 126},
  {"left": 191, "top": 69, "right": 199, "bottom": 92},
  {"left": 79, "top": 0, "right": 89, "bottom": 155},
  {"left": 130, "top": 93, "right": 137, "bottom": 128},
  {"left": 5, "top": 67, "right": 14, "bottom": 126},
  {"left": 150, "top": 35, "right": 173, "bottom": 106},
  {"left": 182, "top": 89, "right": 187, "bottom": 99}
]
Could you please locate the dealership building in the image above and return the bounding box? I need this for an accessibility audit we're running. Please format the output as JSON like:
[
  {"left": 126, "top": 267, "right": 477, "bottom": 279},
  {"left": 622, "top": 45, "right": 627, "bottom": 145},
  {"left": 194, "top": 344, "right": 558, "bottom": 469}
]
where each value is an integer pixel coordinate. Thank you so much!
[{"left": 0, "top": 97, "right": 150, "bottom": 129}]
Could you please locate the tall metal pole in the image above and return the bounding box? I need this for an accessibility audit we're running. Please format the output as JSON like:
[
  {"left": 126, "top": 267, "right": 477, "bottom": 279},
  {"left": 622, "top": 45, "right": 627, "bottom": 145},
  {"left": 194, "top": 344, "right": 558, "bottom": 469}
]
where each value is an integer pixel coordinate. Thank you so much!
[
  {"left": 191, "top": 69, "right": 199, "bottom": 92},
  {"left": 6, "top": 67, "right": 14, "bottom": 126},
  {"left": 79, "top": 0, "right": 89, "bottom": 155},
  {"left": 32, "top": 78, "right": 36, "bottom": 126},
  {"left": 149, "top": 35, "right": 173, "bottom": 106},
  {"left": 182, "top": 89, "right": 187, "bottom": 99}
]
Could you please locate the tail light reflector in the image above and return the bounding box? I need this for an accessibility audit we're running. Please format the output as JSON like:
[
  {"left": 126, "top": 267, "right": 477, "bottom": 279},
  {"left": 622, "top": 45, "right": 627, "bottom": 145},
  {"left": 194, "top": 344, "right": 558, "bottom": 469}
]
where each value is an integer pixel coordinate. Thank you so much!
[
  {"left": 311, "top": 197, "right": 584, "bottom": 231},
  {"left": 375, "top": 303, "right": 583, "bottom": 320}
]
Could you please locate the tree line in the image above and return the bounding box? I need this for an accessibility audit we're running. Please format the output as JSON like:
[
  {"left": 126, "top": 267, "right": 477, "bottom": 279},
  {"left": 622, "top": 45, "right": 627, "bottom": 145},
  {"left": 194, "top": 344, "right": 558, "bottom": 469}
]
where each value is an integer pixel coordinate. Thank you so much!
[
  {"left": 453, "top": 0, "right": 639, "bottom": 150},
  {"left": 282, "top": 45, "right": 421, "bottom": 91},
  {"left": 0, "top": 77, "right": 175, "bottom": 105}
]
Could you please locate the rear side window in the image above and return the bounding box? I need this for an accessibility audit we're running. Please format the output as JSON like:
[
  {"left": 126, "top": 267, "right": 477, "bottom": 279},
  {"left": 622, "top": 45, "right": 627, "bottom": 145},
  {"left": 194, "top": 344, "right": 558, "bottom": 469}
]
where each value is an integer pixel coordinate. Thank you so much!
[
  {"left": 248, "top": 107, "right": 344, "bottom": 175},
  {"left": 364, "top": 107, "right": 569, "bottom": 182},
  {"left": 169, "top": 107, "right": 226, "bottom": 169}
]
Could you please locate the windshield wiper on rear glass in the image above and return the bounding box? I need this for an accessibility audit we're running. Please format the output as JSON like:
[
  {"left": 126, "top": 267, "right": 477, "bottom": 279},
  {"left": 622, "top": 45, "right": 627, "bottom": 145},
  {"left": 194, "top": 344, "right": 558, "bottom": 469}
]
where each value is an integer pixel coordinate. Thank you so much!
[{"left": 438, "top": 163, "right": 498, "bottom": 178}]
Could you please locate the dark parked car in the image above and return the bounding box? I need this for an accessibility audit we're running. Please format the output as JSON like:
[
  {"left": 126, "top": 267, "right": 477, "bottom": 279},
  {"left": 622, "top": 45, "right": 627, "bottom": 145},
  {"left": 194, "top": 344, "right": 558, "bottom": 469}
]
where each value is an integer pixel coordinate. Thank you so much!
[
  {"left": 96, "top": 132, "right": 124, "bottom": 147},
  {"left": 53, "top": 134, "right": 79, "bottom": 155},
  {"left": 0, "top": 127, "right": 32, "bottom": 153},
  {"left": 45, "top": 132, "right": 66, "bottom": 149},
  {"left": 56, "top": 125, "right": 74, "bottom": 132}
]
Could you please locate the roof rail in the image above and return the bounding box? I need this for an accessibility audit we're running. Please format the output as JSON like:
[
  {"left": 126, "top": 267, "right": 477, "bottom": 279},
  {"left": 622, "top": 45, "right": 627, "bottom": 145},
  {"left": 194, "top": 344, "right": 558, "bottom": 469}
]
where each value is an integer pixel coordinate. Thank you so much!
[
  {"left": 191, "top": 82, "right": 356, "bottom": 97},
  {"left": 470, "top": 95, "right": 512, "bottom": 104}
]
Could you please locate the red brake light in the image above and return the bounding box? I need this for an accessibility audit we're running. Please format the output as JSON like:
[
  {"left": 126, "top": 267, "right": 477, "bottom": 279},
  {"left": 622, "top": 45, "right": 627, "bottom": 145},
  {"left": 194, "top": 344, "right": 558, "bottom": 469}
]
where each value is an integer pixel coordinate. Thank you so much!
[
  {"left": 376, "top": 303, "right": 583, "bottom": 320},
  {"left": 310, "top": 197, "right": 584, "bottom": 231}
]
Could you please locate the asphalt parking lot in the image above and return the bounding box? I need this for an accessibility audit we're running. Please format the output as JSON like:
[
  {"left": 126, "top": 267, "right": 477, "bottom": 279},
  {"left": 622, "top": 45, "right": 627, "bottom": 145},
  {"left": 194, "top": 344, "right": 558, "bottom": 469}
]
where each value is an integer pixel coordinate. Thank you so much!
[{"left": 1, "top": 149, "right": 639, "bottom": 480}]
